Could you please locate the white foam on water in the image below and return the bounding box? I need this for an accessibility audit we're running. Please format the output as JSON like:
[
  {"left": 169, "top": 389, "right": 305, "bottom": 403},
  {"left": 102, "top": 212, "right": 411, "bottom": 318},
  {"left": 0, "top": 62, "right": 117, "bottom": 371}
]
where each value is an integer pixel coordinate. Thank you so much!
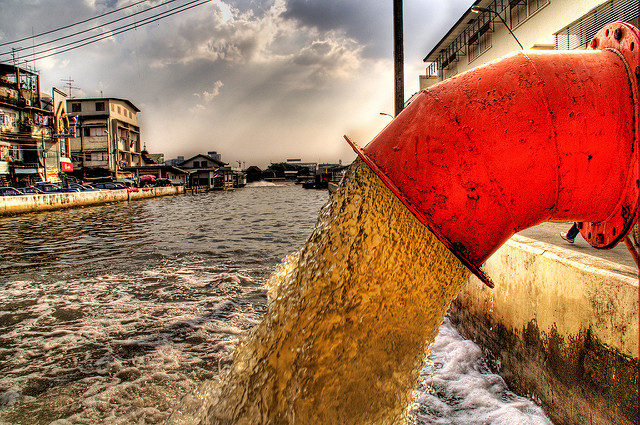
[
  {"left": 0, "top": 185, "right": 554, "bottom": 424},
  {"left": 410, "top": 318, "right": 552, "bottom": 425},
  {"left": 245, "top": 181, "right": 290, "bottom": 187},
  {"left": 0, "top": 263, "right": 268, "bottom": 424}
]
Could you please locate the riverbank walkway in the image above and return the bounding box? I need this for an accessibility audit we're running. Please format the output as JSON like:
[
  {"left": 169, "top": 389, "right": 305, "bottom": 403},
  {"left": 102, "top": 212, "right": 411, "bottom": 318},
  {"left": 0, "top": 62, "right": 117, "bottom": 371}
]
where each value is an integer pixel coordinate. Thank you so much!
[
  {"left": 0, "top": 186, "right": 184, "bottom": 216},
  {"left": 517, "top": 221, "right": 637, "bottom": 275}
]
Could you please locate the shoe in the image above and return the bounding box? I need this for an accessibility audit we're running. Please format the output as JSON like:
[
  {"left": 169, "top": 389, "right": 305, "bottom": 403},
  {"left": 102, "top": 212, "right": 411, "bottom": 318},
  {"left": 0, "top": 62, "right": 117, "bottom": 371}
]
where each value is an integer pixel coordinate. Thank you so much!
[{"left": 560, "top": 232, "right": 574, "bottom": 243}]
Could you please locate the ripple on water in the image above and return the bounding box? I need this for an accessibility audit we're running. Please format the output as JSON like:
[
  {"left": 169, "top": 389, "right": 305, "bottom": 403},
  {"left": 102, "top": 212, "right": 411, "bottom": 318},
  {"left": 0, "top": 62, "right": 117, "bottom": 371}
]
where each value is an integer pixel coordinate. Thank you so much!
[{"left": 0, "top": 181, "right": 551, "bottom": 424}]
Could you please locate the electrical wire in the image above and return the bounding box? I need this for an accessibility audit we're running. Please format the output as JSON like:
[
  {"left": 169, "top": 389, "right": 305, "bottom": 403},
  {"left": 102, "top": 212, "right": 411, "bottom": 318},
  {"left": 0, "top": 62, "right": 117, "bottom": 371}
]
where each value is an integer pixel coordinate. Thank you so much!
[
  {"left": 2, "top": 0, "right": 204, "bottom": 62},
  {"left": 1, "top": 0, "right": 212, "bottom": 65},
  {"left": 1, "top": 0, "right": 183, "bottom": 56},
  {"left": 0, "top": 0, "right": 148, "bottom": 48}
]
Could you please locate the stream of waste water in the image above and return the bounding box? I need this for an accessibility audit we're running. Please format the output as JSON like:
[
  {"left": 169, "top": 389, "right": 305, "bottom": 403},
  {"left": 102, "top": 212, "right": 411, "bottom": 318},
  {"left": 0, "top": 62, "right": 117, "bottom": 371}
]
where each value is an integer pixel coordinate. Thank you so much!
[
  {"left": 197, "top": 159, "right": 471, "bottom": 424},
  {"left": 0, "top": 159, "right": 551, "bottom": 424},
  {"left": 169, "top": 159, "right": 551, "bottom": 425}
]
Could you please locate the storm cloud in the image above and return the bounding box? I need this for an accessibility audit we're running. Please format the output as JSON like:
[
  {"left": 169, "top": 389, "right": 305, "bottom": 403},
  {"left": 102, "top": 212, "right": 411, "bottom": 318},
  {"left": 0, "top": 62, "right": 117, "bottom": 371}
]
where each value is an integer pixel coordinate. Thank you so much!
[{"left": 0, "top": 0, "right": 473, "bottom": 167}]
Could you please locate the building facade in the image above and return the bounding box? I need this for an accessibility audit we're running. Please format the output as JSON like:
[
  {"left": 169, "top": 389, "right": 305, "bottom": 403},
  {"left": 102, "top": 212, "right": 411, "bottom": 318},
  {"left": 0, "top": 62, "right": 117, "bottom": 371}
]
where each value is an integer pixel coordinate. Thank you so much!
[
  {"left": 179, "top": 153, "right": 226, "bottom": 189},
  {"left": 67, "top": 97, "right": 142, "bottom": 178},
  {"left": 421, "top": 0, "right": 639, "bottom": 89},
  {"left": 179, "top": 153, "right": 246, "bottom": 189},
  {"left": 0, "top": 64, "right": 71, "bottom": 186}
]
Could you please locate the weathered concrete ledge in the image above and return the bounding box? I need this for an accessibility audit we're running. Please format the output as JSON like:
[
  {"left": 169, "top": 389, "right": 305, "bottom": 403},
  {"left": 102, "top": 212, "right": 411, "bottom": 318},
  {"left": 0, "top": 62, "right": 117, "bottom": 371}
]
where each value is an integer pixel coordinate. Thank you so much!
[
  {"left": 449, "top": 234, "right": 638, "bottom": 425},
  {"left": 0, "top": 186, "right": 184, "bottom": 216}
]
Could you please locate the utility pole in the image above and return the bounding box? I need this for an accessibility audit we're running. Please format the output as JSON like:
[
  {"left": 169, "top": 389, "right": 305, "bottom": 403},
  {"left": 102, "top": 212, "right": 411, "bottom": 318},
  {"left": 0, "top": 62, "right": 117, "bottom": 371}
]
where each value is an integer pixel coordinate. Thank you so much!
[{"left": 393, "top": 0, "right": 404, "bottom": 117}]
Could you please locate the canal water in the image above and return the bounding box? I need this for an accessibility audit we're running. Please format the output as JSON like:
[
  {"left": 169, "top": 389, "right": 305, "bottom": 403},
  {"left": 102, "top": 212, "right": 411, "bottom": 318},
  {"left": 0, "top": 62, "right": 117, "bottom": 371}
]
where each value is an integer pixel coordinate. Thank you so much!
[{"left": 0, "top": 165, "right": 551, "bottom": 424}]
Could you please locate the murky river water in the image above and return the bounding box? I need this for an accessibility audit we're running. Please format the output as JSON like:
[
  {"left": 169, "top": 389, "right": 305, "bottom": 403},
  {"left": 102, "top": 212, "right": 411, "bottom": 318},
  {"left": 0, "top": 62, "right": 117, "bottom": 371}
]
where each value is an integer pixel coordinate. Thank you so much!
[{"left": 0, "top": 175, "right": 551, "bottom": 424}]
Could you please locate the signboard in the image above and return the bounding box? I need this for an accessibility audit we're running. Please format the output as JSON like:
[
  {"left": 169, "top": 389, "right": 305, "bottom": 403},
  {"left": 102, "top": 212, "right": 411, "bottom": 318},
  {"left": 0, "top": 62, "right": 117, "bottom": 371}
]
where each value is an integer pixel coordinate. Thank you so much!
[
  {"left": 60, "top": 158, "right": 73, "bottom": 172},
  {"left": 46, "top": 168, "right": 59, "bottom": 180}
]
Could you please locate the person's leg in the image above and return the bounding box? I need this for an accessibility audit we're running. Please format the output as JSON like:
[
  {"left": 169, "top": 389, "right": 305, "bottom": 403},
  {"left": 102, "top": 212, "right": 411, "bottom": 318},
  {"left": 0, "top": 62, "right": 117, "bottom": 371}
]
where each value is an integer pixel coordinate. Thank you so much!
[{"left": 561, "top": 222, "right": 579, "bottom": 243}]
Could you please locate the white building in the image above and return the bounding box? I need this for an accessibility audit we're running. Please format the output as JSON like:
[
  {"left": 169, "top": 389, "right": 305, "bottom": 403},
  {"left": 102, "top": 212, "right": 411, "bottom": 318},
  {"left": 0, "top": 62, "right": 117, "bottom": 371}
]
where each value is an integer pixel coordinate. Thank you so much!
[
  {"left": 67, "top": 97, "right": 142, "bottom": 178},
  {"left": 421, "top": 0, "right": 638, "bottom": 88}
]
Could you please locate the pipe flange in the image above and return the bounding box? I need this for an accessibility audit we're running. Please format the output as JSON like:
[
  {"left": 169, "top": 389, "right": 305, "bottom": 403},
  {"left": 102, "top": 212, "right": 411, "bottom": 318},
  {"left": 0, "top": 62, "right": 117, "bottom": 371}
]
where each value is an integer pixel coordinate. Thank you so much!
[{"left": 580, "top": 22, "right": 639, "bottom": 248}]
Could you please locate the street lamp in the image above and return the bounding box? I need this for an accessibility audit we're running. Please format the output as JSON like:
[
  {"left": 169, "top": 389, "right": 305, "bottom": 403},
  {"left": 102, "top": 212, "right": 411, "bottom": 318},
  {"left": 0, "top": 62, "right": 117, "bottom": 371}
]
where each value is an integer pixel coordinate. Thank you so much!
[{"left": 471, "top": 6, "right": 523, "bottom": 50}]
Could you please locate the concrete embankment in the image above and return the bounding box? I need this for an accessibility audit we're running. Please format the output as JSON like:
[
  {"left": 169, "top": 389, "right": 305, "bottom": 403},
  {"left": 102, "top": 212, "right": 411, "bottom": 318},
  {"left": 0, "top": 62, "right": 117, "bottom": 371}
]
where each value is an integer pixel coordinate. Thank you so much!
[
  {"left": 0, "top": 186, "right": 184, "bottom": 216},
  {"left": 450, "top": 234, "right": 638, "bottom": 425}
]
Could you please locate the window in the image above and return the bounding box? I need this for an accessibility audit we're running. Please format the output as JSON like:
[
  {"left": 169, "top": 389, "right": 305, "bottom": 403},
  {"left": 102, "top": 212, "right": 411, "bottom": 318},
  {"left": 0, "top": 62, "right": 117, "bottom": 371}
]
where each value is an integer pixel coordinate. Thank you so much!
[
  {"left": 193, "top": 161, "right": 200, "bottom": 167},
  {"left": 95, "top": 102, "right": 105, "bottom": 111},
  {"left": 91, "top": 127, "right": 108, "bottom": 137},
  {"left": 528, "top": 0, "right": 547, "bottom": 14},
  {"left": 71, "top": 103, "right": 81, "bottom": 112},
  {"left": 129, "top": 111, "right": 133, "bottom": 119},
  {"left": 91, "top": 152, "right": 108, "bottom": 161},
  {"left": 554, "top": 0, "right": 638, "bottom": 50},
  {"left": 117, "top": 106, "right": 121, "bottom": 114},
  {"left": 111, "top": 104, "right": 115, "bottom": 111},
  {"left": 83, "top": 127, "right": 108, "bottom": 137},
  {"left": 510, "top": 0, "right": 548, "bottom": 28},
  {"left": 468, "top": 31, "right": 492, "bottom": 62}
]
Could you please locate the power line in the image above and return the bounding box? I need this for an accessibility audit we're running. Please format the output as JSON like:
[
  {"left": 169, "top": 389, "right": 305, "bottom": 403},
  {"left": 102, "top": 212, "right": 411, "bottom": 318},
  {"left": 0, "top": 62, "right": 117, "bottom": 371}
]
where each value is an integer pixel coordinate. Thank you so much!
[
  {"left": 1, "top": 0, "right": 183, "bottom": 56},
  {"left": 0, "top": 0, "right": 148, "bottom": 48},
  {"left": 6, "top": 0, "right": 210, "bottom": 64},
  {"left": 2, "top": 0, "right": 199, "bottom": 61},
  {"left": 1, "top": 0, "right": 212, "bottom": 65}
]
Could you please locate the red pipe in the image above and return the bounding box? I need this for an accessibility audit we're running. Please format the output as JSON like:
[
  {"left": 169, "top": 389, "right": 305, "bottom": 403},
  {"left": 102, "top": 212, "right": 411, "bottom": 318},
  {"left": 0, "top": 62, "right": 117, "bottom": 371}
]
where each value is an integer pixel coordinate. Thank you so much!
[{"left": 347, "top": 22, "right": 639, "bottom": 287}]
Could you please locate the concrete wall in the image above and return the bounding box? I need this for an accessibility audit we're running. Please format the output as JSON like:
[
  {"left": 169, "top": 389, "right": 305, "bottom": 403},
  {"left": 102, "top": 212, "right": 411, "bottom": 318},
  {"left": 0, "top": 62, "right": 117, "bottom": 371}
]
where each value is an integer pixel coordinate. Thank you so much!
[
  {"left": 0, "top": 186, "right": 184, "bottom": 216},
  {"left": 449, "top": 234, "right": 638, "bottom": 425}
]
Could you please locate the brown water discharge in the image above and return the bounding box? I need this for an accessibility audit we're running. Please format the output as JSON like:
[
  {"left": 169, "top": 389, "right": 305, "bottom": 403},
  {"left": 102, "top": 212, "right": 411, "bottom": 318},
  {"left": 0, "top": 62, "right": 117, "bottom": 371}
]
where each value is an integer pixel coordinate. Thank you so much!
[{"left": 205, "top": 159, "right": 471, "bottom": 424}]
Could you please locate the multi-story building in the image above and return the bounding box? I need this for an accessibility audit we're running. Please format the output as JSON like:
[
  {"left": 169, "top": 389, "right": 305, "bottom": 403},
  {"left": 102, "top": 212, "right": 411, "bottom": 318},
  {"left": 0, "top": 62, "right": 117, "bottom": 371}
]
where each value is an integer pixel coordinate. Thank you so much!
[
  {"left": 421, "top": 0, "right": 638, "bottom": 89},
  {"left": 0, "top": 64, "right": 70, "bottom": 186},
  {"left": 67, "top": 97, "right": 142, "bottom": 178}
]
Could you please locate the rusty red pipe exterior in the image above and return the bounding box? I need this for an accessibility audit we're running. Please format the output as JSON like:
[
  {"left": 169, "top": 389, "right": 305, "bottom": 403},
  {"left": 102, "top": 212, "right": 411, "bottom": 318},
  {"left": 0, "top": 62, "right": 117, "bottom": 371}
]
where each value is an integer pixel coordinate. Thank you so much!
[{"left": 347, "top": 22, "right": 639, "bottom": 287}]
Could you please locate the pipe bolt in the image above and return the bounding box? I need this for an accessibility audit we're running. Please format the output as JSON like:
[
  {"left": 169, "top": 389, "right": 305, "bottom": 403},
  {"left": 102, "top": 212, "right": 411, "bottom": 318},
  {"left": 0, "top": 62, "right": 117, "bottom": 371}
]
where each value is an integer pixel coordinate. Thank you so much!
[{"left": 614, "top": 28, "right": 623, "bottom": 41}]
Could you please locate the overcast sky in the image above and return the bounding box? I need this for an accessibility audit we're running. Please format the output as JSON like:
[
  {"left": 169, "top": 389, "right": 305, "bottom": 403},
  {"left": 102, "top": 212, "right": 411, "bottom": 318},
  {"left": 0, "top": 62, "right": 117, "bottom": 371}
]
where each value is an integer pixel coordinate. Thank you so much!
[{"left": 0, "top": 0, "right": 473, "bottom": 168}]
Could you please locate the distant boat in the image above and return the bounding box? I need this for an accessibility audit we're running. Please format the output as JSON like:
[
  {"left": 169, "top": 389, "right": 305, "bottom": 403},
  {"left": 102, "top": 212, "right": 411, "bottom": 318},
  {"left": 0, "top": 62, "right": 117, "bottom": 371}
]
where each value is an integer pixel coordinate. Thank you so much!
[{"left": 302, "top": 175, "right": 329, "bottom": 190}]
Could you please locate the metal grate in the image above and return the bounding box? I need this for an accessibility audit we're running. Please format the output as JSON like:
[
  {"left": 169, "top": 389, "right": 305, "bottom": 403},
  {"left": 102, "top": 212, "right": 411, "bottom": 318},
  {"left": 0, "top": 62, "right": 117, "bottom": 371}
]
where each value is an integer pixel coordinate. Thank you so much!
[{"left": 555, "top": 0, "right": 639, "bottom": 50}]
